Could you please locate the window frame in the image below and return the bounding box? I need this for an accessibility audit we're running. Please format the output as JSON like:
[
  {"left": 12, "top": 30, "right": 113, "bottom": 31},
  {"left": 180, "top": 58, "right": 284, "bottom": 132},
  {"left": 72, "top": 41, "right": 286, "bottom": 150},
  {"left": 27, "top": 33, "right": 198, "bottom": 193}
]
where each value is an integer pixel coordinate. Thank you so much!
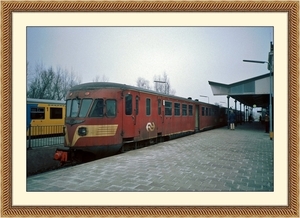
[
  {"left": 89, "top": 98, "right": 104, "bottom": 118},
  {"left": 146, "top": 98, "right": 151, "bottom": 116},
  {"left": 106, "top": 99, "right": 117, "bottom": 117},
  {"left": 182, "top": 104, "right": 187, "bottom": 116},
  {"left": 174, "top": 102, "right": 180, "bottom": 116},
  {"left": 188, "top": 105, "right": 193, "bottom": 116},
  {"left": 78, "top": 98, "right": 93, "bottom": 118},
  {"left": 125, "top": 94, "right": 132, "bottom": 115},
  {"left": 30, "top": 107, "right": 45, "bottom": 120},
  {"left": 70, "top": 98, "right": 81, "bottom": 118},
  {"left": 202, "top": 106, "right": 205, "bottom": 116},
  {"left": 165, "top": 101, "right": 172, "bottom": 116},
  {"left": 50, "top": 107, "right": 63, "bottom": 119}
]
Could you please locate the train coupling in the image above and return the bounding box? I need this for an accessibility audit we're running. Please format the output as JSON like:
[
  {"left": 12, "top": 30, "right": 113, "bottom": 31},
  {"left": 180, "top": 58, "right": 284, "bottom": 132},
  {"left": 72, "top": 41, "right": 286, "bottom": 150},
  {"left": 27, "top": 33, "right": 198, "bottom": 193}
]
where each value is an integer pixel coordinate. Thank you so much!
[{"left": 54, "top": 148, "right": 70, "bottom": 164}]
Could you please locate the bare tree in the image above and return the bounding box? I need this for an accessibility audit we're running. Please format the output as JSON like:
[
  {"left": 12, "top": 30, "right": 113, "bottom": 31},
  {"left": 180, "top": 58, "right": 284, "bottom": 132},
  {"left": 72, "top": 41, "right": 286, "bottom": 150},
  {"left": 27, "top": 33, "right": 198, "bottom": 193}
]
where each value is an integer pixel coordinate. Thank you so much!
[
  {"left": 27, "top": 63, "right": 81, "bottom": 100},
  {"left": 101, "top": 75, "right": 109, "bottom": 82},
  {"left": 92, "top": 74, "right": 109, "bottom": 82},
  {"left": 92, "top": 75, "right": 100, "bottom": 82},
  {"left": 136, "top": 77, "right": 151, "bottom": 90}
]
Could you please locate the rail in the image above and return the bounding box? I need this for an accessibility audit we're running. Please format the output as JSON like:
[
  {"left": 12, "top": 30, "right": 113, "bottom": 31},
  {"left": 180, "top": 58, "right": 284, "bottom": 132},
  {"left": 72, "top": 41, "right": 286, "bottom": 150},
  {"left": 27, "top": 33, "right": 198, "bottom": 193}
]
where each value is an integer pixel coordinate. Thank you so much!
[{"left": 27, "top": 125, "right": 64, "bottom": 149}]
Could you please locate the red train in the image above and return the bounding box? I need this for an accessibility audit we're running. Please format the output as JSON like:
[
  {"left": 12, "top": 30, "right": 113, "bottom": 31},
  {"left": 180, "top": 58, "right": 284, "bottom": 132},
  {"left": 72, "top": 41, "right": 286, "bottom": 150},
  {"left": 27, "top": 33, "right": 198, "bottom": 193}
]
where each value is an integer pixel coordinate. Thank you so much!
[{"left": 54, "top": 82, "right": 228, "bottom": 163}]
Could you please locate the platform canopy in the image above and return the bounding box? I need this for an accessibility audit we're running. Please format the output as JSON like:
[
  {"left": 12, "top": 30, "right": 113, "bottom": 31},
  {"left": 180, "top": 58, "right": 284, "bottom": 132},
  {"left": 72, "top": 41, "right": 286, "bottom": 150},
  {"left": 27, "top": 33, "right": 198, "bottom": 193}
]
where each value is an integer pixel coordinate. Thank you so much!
[{"left": 208, "top": 73, "right": 272, "bottom": 108}]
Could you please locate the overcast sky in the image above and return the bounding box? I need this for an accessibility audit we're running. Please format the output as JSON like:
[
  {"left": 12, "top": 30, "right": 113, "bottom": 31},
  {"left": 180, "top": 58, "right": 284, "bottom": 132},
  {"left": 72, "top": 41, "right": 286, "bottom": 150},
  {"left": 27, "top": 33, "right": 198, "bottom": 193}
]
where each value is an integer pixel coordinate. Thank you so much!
[{"left": 27, "top": 26, "right": 273, "bottom": 107}]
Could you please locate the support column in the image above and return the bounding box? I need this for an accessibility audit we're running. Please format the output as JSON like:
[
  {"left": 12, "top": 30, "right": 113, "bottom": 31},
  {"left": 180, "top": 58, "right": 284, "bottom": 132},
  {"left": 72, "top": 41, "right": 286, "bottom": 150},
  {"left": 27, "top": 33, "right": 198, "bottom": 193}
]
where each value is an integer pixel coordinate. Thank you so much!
[
  {"left": 246, "top": 106, "right": 248, "bottom": 123},
  {"left": 234, "top": 100, "right": 237, "bottom": 126},
  {"left": 240, "top": 102, "right": 242, "bottom": 125},
  {"left": 227, "top": 96, "right": 230, "bottom": 129}
]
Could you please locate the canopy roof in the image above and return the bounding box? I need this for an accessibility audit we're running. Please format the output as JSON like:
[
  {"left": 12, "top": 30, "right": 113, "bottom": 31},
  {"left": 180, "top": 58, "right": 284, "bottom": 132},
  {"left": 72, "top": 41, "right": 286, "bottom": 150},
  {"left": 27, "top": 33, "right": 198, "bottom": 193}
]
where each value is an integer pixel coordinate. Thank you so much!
[{"left": 208, "top": 73, "right": 272, "bottom": 108}]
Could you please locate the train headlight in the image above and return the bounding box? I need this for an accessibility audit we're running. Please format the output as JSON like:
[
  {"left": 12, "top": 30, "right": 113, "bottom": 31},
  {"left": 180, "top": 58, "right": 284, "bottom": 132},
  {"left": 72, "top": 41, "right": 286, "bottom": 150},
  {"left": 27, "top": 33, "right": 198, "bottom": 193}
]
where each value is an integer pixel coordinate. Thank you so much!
[{"left": 78, "top": 127, "right": 87, "bottom": 136}]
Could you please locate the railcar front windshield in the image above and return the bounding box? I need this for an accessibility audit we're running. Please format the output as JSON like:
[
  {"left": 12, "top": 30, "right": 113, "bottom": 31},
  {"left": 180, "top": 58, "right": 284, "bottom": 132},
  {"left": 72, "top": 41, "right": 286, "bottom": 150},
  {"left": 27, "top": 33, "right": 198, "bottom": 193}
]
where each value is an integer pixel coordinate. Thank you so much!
[
  {"left": 89, "top": 99, "right": 104, "bottom": 117},
  {"left": 79, "top": 99, "right": 92, "bottom": 117},
  {"left": 66, "top": 98, "right": 93, "bottom": 118},
  {"left": 66, "top": 98, "right": 93, "bottom": 117},
  {"left": 66, "top": 98, "right": 108, "bottom": 118},
  {"left": 70, "top": 98, "right": 81, "bottom": 117}
]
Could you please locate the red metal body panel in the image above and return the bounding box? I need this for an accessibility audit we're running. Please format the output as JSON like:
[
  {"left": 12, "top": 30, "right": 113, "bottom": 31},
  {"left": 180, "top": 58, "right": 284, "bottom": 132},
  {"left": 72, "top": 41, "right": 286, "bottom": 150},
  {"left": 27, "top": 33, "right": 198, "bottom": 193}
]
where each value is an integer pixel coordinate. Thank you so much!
[
  {"left": 65, "top": 87, "right": 123, "bottom": 150},
  {"left": 60, "top": 82, "right": 227, "bottom": 161}
]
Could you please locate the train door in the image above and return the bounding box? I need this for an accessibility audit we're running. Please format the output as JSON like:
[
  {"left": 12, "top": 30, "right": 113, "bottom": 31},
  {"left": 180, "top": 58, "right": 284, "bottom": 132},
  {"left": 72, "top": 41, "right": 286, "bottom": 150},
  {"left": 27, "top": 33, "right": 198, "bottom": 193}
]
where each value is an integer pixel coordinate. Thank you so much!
[
  {"left": 122, "top": 91, "right": 136, "bottom": 140},
  {"left": 122, "top": 92, "right": 135, "bottom": 140},
  {"left": 163, "top": 99, "right": 173, "bottom": 136},
  {"left": 195, "top": 105, "right": 199, "bottom": 132},
  {"left": 156, "top": 97, "right": 163, "bottom": 135},
  {"left": 134, "top": 93, "right": 140, "bottom": 139}
]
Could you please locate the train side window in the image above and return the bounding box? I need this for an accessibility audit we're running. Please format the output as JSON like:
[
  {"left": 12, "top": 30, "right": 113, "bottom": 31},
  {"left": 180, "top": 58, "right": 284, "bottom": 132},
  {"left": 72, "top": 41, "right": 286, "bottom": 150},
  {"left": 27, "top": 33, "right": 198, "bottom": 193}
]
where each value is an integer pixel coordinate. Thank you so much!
[
  {"left": 79, "top": 99, "right": 92, "bottom": 117},
  {"left": 125, "top": 94, "right": 132, "bottom": 115},
  {"left": 188, "top": 105, "right": 193, "bottom": 116},
  {"left": 205, "top": 107, "right": 209, "bottom": 116},
  {"left": 165, "top": 101, "right": 172, "bottom": 116},
  {"left": 50, "top": 108, "right": 63, "bottom": 119},
  {"left": 182, "top": 104, "right": 187, "bottom": 116},
  {"left": 30, "top": 107, "right": 45, "bottom": 119},
  {"left": 89, "top": 99, "right": 104, "bottom": 117},
  {"left": 106, "top": 99, "right": 117, "bottom": 117},
  {"left": 174, "top": 103, "right": 180, "bottom": 116},
  {"left": 209, "top": 108, "right": 212, "bottom": 116},
  {"left": 158, "top": 99, "right": 161, "bottom": 115},
  {"left": 202, "top": 107, "right": 205, "bottom": 116},
  {"left": 146, "top": 98, "right": 151, "bottom": 115}
]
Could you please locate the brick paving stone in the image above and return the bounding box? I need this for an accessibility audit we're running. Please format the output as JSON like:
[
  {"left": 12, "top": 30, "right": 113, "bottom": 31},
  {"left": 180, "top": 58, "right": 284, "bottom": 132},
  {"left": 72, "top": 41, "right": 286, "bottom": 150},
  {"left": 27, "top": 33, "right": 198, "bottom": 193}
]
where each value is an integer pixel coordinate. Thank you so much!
[{"left": 27, "top": 122, "right": 274, "bottom": 192}]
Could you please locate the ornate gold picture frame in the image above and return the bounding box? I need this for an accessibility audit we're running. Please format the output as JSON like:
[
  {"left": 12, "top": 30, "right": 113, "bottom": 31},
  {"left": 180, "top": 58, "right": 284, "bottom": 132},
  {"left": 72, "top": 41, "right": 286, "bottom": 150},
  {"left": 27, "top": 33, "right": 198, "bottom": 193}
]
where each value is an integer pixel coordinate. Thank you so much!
[{"left": 1, "top": 1, "right": 298, "bottom": 217}]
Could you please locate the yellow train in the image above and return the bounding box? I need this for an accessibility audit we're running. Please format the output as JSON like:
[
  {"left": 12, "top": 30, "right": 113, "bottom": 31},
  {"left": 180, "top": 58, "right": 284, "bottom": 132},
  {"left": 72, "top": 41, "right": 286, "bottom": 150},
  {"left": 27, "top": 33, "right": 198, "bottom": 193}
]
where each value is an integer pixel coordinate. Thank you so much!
[{"left": 27, "top": 98, "right": 65, "bottom": 138}]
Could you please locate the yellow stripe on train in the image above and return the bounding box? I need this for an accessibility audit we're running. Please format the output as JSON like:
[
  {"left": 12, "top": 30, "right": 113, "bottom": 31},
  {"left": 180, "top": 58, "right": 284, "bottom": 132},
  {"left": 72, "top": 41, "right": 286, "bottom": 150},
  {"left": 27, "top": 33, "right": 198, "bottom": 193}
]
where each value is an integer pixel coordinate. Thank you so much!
[{"left": 69, "top": 124, "right": 118, "bottom": 146}]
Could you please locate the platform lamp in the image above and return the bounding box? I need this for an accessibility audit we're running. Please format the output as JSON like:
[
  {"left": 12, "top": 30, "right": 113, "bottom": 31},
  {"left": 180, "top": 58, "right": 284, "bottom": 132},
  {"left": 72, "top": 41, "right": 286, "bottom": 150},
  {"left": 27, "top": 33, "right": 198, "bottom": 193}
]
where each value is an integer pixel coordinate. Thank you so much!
[
  {"left": 243, "top": 42, "right": 274, "bottom": 140},
  {"left": 199, "top": 95, "right": 209, "bottom": 103},
  {"left": 154, "top": 80, "right": 168, "bottom": 94}
]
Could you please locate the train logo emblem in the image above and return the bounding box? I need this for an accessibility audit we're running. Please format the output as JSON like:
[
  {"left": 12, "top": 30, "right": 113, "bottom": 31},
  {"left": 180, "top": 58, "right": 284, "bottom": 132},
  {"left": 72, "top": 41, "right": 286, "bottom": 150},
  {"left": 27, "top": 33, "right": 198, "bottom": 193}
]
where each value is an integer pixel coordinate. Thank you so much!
[{"left": 146, "top": 122, "right": 155, "bottom": 132}]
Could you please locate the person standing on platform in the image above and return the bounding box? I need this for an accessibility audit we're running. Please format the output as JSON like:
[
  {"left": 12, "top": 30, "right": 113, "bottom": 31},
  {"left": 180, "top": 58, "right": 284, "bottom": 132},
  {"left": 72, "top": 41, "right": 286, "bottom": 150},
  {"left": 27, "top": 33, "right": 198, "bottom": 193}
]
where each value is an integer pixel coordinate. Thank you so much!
[
  {"left": 229, "top": 110, "right": 236, "bottom": 130},
  {"left": 264, "top": 113, "right": 270, "bottom": 133}
]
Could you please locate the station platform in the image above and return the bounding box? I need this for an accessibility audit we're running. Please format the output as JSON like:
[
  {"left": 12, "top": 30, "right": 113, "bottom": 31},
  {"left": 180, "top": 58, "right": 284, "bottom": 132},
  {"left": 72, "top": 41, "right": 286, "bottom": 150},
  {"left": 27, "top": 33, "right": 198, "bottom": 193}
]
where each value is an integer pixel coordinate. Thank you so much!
[{"left": 27, "top": 122, "right": 273, "bottom": 192}]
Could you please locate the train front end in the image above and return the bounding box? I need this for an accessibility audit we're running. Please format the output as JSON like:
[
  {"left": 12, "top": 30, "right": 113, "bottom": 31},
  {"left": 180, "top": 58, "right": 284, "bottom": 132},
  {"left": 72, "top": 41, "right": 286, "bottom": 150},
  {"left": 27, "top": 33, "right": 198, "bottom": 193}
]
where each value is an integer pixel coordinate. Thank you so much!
[{"left": 54, "top": 83, "right": 123, "bottom": 163}]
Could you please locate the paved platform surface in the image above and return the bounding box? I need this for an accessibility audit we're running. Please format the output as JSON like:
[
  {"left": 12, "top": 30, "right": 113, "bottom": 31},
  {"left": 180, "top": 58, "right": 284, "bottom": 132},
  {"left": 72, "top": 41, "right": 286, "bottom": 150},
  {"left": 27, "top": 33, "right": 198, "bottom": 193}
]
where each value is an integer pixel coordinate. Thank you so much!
[{"left": 27, "top": 122, "right": 273, "bottom": 192}]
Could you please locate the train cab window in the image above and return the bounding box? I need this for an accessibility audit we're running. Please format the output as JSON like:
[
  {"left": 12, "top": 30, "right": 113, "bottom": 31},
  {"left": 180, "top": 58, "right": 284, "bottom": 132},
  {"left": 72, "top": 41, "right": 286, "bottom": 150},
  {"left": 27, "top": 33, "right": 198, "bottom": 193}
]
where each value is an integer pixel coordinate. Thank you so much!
[
  {"left": 174, "top": 103, "right": 180, "bottom": 116},
  {"left": 79, "top": 99, "right": 92, "bottom": 117},
  {"left": 50, "top": 108, "right": 63, "bottom": 119},
  {"left": 146, "top": 98, "right": 151, "bottom": 115},
  {"left": 125, "top": 94, "right": 132, "bottom": 115},
  {"left": 30, "top": 107, "right": 45, "bottom": 119},
  {"left": 71, "top": 98, "right": 81, "bottom": 117},
  {"left": 165, "top": 101, "right": 172, "bottom": 116},
  {"left": 89, "top": 99, "right": 104, "bottom": 117},
  {"left": 188, "top": 105, "right": 193, "bottom": 116},
  {"left": 106, "top": 99, "right": 116, "bottom": 117},
  {"left": 158, "top": 99, "right": 162, "bottom": 115},
  {"left": 182, "top": 104, "right": 187, "bottom": 116}
]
